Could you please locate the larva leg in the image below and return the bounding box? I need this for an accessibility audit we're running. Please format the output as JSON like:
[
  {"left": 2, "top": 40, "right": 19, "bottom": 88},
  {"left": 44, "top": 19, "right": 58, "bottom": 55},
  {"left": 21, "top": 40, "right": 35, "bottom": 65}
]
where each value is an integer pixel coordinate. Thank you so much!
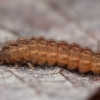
[
  {"left": 59, "top": 68, "right": 74, "bottom": 85},
  {"left": 27, "top": 62, "right": 34, "bottom": 70},
  {"left": 15, "top": 63, "right": 19, "bottom": 69}
]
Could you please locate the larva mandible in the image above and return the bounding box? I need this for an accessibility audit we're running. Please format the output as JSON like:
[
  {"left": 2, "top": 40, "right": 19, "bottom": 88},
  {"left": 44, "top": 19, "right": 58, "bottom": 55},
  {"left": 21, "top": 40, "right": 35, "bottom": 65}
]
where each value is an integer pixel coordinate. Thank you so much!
[{"left": 0, "top": 36, "right": 100, "bottom": 74}]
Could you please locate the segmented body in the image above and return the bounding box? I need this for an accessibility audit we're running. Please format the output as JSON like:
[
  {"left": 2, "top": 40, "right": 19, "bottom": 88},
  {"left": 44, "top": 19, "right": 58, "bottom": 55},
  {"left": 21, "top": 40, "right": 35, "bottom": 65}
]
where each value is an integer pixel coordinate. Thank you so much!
[{"left": 0, "top": 36, "right": 100, "bottom": 74}]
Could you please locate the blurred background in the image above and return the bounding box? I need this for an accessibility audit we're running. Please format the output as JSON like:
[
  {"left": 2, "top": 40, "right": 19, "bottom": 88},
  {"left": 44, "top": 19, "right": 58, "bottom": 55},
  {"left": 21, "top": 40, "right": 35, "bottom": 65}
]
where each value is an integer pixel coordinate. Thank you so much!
[
  {"left": 0, "top": 0, "right": 100, "bottom": 100},
  {"left": 0, "top": 0, "right": 100, "bottom": 50}
]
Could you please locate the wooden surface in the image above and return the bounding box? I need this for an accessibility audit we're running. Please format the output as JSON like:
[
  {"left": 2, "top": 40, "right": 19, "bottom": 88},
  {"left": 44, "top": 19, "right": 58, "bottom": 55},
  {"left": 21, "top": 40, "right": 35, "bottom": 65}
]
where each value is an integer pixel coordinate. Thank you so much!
[{"left": 0, "top": 0, "right": 100, "bottom": 100}]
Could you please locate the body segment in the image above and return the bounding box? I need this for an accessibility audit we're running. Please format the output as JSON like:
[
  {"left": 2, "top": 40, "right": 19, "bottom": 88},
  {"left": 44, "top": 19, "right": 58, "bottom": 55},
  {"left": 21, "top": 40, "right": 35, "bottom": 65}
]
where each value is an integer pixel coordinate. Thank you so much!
[
  {"left": 78, "top": 48, "right": 92, "bottom": 73},
  {"left": 29, "top": 37, "right": 38, "bottom": 64},
  {"left": 17, "top": 38, "right": 31, "bottom": 62},
  {"left": 37, "top": 37, "right": 47, "bottom": 65},
  {"left": 91, "top": 53, "right": 100, "bottom": 74},
  {"left": 57, "top": 41, "right": 69, "bottom": 66},
  {"left": 67, "top": 43, "right": 81, "bottom": 70},
  {"left": 47, "top": 39, "right": 57, "bottom": 66},
  {"left": 9, "top": 41, "right": 21, "bottom": 63}
]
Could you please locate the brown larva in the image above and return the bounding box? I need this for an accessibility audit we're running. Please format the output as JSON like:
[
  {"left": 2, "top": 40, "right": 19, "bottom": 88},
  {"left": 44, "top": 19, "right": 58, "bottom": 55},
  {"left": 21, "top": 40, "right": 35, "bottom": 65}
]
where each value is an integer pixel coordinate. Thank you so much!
[{"left": 0, "top": 36, "right": 100, "bottom": 74}]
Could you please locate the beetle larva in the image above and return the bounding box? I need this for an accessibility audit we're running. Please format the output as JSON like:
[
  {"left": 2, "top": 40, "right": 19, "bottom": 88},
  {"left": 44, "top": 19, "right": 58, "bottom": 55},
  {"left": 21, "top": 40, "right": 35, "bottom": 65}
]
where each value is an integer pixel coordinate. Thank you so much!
[{"left": 0, "top": 36, "right": 100, "bottom": 74}]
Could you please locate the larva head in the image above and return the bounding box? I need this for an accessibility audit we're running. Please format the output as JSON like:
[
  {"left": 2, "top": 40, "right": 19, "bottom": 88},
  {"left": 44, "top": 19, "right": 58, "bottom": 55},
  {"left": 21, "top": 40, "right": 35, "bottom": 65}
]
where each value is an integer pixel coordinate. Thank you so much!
[
  {"left": 1, "top": 43, "right": 9, "bottom": 56},
  {"left": 1, "top": 43, "right": 11, "bottom": 63}
]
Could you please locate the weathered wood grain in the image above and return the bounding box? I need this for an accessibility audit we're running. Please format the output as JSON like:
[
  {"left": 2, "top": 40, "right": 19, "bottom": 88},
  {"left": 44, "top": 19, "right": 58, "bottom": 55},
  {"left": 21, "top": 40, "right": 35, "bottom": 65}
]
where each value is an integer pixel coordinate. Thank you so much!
[{"left": 0, "top": 0, "right": 100, "bottom": 100}]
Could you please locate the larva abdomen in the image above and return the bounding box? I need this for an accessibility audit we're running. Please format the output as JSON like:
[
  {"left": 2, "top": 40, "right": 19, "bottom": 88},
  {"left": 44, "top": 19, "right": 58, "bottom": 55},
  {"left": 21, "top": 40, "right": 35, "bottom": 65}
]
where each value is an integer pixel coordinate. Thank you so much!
[
  {"left": 67, "top": 43, "right": 81, "bottom": 70},
  {"left": 29, "top": 37, "right": 38, "bottom": 64},
  {"left": 9, "top": 40, "right": 21, "bottom": 62},
  {"left": 0, "top": 36, "right": 100, "bottom": 74},
  {"left": 37, "top": 37, "right": 47, "bottom": 65},
  {"left": 78, "top": 48, "right": 93, "bottom": 73},
  {"left": 47, "top": 39, "right": 57, "bottom": 66},
  {"left": 57, "top": 41, "right": 69, "bottom": 66},
  {"left": 91, "top": 53, "right": 100, "bottom": 74}
]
